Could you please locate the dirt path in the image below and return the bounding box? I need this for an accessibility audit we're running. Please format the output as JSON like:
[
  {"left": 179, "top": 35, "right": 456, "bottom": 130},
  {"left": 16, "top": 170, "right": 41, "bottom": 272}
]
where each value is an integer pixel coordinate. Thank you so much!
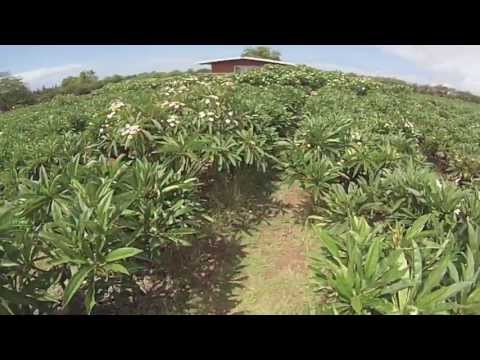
[
  {"left": 229, "top": 183, "right": 315, "bottom": 314},
  {"left": 97, "top": 182, "right": 316, "bottom": 315}
]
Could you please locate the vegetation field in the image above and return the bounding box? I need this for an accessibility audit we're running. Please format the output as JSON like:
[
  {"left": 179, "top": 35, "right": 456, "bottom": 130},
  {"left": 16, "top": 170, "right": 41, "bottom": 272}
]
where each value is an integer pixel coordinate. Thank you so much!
[{"left": 2, "top": 65, "right": 480, "bottom": 315}]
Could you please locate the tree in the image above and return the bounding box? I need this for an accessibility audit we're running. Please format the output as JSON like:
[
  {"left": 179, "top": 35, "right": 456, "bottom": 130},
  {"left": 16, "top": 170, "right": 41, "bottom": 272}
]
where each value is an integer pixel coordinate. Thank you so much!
[
  {"left": 241, "top": 46, "right": 281, "bottom": 60},
  {"left": 0, "top": 75, "right": 34, "bottom": 112},
  {"left": 101, "top": 74, "right": 124, "bottom": 85},
  {"left": 32, "top": 85, "right": 60, "bottom": 104},
  {"left": 61, "top": 70, "right": 101, "bottom": 95}
]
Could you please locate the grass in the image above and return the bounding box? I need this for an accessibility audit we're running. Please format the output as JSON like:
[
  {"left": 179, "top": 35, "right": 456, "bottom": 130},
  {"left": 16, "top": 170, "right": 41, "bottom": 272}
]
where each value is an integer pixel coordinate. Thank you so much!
[
  {"left": 228, "top": 182, "right": 318, "bottom": 315},
  {"left": 92, "top": 176, "right": 318, "bottom": 315}
]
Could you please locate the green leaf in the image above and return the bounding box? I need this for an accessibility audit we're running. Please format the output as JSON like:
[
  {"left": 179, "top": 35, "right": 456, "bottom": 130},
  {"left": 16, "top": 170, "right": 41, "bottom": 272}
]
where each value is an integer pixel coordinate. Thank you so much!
[
  {"left": 365, "top": 237, "right": 382, "bottom": 280},
  {"left": 332, "top": 271, "right": 353, "bottom": 299},
  {"left": 48, "top": 257, "right": 86, "bottom": 267},
  {"left": 105, "top": 247, "right": 142, "bottom": 263},
  {"left": 351, "top": 296, "right": 363, "bottom": 314},
  {"left": 467, "top": 221, "right": 479, "bottom": 251},
  {"left": 412, "top": 241, "right": 422, "bottom": 284},
  {"left": 97, "top": 190, "right": 113, "bottom": 215},
  {"left": 141, "top": 129, "right": 154, "bottom": 141},
  {"left": 464, "top": 247, "right": 475, "bottom": 282},
  {"left": 418, "top": 256, "right": 450, "bottom": 298},
  {"left": 396, "top": 251, "right": 410, "bottom": 310},
  {"left": 0, "top": 260, "right": 19, "bottom": 268},
  {"left": 0, "top": 301, "right": 14, "bottom": 315},
  {"left": 40, "top": 229, "right": 81, "bottom": 260},
  {"left": 84, "top": 280, "right": 96, "bottom": 315},
  {"left": 317, "top": 228, "right": 340, "bottom": 258},
  {"left": 381, "top": 279, "right": 416, "bottom": 295},
  {"left": 104, "top": 263, "right": 130, "bottom": 275},
  {"left": 388, "top": 199, "right": 405, "bottom": 214},
  {"left": 63, "top": 265, "right": 94, "bottom": 307},
  {"left": 467, "top": 288, "right": 480, "bottom": 304},
  {"left": 406, "top": 214, "right": 430, "bottom": 240},
  {"left": 370, "top": 299, "right": 396, "bottom": 314},
  {"left": 162, "top": 185, "right": 181, "bottom": 193},
  {"left": 417, "top": 282, "right": 472, "bottom": 309},
  {"left": 447, "top": 262, "right": 459, "bottom": 283},
  {"left": 51, "top": 201, "right": 64, "bottom": 222}
]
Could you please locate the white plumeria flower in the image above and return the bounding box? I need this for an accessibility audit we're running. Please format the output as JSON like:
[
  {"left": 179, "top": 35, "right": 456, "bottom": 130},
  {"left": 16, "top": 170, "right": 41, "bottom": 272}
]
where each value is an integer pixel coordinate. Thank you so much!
[
  {"left": 208, "top": 117, "right": 214, "bottom": 122},
  {"left": 225, "top": 119, "right": 231, "bottom": 124},
  {"left": 107, "top": 112, "right": 115, "bottom": 119},
  {"left": 454, "top": 208, "right": 461, "bottom": 216},
  {"left": 199, "top": 111, "right": 206, "bottom": 118},
  {"left": 121, "top": 125, "right": 142, "bottom": 136},
  {"left": 110, "top": 100, "right": 125, "bottom": 112},
  {"left": 228, "top": 111, "right": 233, "bottom": 117},
  {"left": 205, "top": 99, "right": 210, "bottom": 105}
]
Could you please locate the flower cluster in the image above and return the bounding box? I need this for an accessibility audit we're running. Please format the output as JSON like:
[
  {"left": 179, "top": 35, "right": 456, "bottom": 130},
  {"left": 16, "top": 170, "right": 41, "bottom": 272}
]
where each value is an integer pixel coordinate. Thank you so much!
[
  {"left": 166, "top": 115, "right": 181, "bottom": 127},
  {"left": 351, "top": 131, "right": 362, "bottom": 141},
  {"left": 161, "top": 101, "right": 186, "bottom": 111},
  {"left": 203, "top": 95, "right": 221, "bottom": 107},
  {"left": 107, "top": 100, "right": 126, "bottom": 119},
  {"left": 199, "top": 110, "right": 215, "bottom": 122},
  {"left": 121, "top": 124, "right": 142, "bottom": 137}
]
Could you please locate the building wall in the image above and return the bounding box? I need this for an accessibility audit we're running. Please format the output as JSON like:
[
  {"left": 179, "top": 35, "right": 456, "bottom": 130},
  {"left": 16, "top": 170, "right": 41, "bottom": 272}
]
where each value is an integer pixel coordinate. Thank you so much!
[{"left": 211, "top": 59, "right": 274, "bottom": 73}]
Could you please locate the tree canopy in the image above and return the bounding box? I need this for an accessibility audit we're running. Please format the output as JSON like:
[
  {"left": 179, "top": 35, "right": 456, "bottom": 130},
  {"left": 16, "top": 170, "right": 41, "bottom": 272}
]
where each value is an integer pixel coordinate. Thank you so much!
[
  {"left": 61, "top": 70, "right": 101, "bottom": 95},
  {"left": 0, "top": 75, "right": 34, "bottom": 112},
  {"left": 241, "top": 46, "right": 282, "bottom": 61}
]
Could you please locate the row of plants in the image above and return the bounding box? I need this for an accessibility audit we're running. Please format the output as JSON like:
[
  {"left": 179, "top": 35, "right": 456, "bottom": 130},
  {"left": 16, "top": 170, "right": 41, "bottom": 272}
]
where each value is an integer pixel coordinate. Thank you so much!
[
  {"left": 0, "top": 71, "right": 310, "bottom": 314},
  {"left": 277, "top": 81, "right": 480, "bottom": 314},
  {"left": 2, "top": 64, "right": 480, "bottom": 314}
]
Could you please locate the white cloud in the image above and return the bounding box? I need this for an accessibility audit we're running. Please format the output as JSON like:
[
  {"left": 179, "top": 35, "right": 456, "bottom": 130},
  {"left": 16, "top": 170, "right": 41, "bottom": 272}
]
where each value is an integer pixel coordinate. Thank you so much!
[
  {"left": 379, "top": 46, "right": 480, "bottom": 94},
  {"left": 14, "top": 64, "right": 84, "bottom": 89}
]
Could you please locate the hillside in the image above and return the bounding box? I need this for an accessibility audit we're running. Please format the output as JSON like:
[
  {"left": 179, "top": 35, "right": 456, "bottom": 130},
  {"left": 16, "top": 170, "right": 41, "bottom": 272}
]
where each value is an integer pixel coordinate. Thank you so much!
[{"left": 2, "top": 65, "right": 480, "bottom": 314}]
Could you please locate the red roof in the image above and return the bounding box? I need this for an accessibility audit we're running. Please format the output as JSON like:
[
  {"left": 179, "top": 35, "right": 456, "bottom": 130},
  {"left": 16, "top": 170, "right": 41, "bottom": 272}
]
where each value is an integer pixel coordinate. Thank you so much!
[{"left": 198, "top": 56, "right": 295, "bottom": 66}]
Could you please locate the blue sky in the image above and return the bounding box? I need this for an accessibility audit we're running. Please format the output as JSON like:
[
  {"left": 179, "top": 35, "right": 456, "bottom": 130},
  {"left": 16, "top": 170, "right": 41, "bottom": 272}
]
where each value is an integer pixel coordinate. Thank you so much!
[{"left": 2, "top": 45, "right": 480, "bottom": 93}]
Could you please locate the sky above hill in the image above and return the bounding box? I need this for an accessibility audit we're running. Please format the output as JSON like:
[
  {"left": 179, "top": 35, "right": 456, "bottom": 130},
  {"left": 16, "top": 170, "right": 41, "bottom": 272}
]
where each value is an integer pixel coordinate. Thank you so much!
[{"left": 1, "top": 45, "right": 479, "bottom": 94}]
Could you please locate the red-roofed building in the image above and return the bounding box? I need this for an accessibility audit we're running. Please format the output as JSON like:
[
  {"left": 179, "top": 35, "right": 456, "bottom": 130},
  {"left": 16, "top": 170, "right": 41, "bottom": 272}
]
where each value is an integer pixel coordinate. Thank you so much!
[{"left": 198, "top": 56, "right": 295, "bottom": 74}]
